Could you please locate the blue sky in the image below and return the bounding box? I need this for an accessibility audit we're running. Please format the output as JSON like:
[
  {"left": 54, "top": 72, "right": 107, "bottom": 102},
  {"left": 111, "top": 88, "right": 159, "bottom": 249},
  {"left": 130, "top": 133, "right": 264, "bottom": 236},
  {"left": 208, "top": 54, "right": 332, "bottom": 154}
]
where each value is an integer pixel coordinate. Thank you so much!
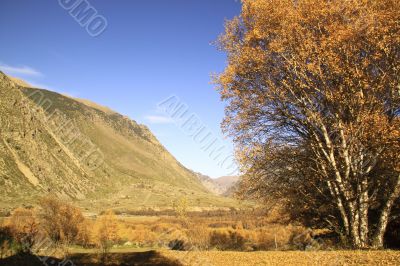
[{"left": 0, "top": 0, "right": 241, "bottom": 178}]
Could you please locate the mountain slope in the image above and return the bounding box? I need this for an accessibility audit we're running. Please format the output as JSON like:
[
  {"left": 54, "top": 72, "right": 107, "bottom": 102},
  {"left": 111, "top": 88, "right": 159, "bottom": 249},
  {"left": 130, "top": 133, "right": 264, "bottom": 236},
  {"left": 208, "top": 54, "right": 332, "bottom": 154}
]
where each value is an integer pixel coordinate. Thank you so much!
[
  {"left": 196, "top": 173, "right": 240, "bottom": 196},
  {"left": 214, "top": 176, "right": 240, "bottom": 195},
  {"left": 0, "top": 72, "right": 238, "bottom": 211}
]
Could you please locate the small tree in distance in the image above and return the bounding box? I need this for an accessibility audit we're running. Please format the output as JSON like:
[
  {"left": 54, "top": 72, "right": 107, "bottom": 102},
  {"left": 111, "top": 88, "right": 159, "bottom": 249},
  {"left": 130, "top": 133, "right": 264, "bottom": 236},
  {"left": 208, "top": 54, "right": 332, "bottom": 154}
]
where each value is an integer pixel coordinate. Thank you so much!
[
  {"left": 173, "top": 197, "right": 189, "bottom": 219},
  {"left": 94, "top": 209, "right": 119, "bottom": 260}
]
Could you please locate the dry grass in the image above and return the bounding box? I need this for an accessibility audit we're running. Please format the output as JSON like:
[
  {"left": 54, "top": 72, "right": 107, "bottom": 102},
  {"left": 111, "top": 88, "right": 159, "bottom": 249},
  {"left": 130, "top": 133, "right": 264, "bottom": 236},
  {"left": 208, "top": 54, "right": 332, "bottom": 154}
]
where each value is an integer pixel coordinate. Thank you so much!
[
  {"left": 2, "top": 249, "right": 398, "bottom": 266},
  {"left": 163, "top": 250, "right": 400, "bottom": 266}
]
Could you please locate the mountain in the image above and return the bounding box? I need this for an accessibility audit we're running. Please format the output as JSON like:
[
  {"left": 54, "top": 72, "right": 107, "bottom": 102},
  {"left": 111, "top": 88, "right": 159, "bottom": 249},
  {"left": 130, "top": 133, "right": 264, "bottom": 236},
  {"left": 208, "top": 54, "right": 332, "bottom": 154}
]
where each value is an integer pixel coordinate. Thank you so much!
[
  {"left": 0, "top": 72, "right": 239, "bottom": 211},
  {"left": 196, "top": 173, "right": 240, "bottom": 196},
  {"left": 214, "top": 176, "right": 240, "bottom": 195},
  {"left": 215, "top": 176, "right": 240, "bottom": 197},
  {"left": 195, "top": 173, "right": 224, "bottom": 195}
]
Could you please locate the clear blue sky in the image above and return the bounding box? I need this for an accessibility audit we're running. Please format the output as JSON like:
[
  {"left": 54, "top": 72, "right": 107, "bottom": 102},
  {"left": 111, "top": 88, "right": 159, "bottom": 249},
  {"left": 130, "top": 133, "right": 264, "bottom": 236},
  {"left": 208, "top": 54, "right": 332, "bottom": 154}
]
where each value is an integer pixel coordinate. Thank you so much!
[{"left": 0, "top": 0, "right": 241, "bottom": 178}]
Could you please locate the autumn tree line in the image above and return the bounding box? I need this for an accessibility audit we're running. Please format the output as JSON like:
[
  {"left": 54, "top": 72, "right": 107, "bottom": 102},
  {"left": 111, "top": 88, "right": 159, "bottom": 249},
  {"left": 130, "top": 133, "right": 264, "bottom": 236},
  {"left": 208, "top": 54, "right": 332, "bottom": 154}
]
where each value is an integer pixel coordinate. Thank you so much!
[
  {"left": 217, "top": 0, "right": 399, "bottom": 249},
  {"left": 1, "top": 198, "right": 345, "bottom": 256},
  {"left": 0, "top": 197, "right": 118, "bottom": 259}
]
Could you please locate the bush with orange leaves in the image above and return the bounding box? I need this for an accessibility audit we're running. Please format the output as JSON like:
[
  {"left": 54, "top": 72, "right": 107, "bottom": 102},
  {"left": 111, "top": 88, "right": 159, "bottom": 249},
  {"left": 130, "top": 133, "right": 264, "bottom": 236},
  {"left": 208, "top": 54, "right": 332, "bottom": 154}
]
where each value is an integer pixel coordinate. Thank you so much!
[
  {"left": 76, "top": 219, "right": 94, "bottom": 248},
  {"left": 38, "top": 197, "right": 85, "bottom": 248},
  {"left": 8, "top": 207, "right": 40, "bottom": 254}
]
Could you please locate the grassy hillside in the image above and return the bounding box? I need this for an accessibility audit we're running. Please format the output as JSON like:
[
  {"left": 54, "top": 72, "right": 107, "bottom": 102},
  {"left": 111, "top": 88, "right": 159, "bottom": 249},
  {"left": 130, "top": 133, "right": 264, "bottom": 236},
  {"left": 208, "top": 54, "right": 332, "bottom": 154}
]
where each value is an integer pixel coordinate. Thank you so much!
[{"left": 0, "top": 72, "right": 240, "bottom": 211}]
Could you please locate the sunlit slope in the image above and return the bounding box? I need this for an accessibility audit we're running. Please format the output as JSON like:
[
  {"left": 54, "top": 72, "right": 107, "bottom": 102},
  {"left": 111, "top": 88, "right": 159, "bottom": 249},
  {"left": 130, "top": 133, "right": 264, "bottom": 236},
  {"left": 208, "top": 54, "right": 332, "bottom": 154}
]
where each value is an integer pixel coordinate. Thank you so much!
[{"left": 0, "top": 72, "right": 239, "bottom": 210}]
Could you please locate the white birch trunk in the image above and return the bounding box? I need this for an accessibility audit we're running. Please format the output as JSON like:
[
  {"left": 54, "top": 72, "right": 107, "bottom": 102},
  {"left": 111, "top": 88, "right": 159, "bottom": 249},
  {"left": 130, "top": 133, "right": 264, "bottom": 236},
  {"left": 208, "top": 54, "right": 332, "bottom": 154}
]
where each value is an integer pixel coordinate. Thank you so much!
[{"left": 372, "top": 174, "right": 400, "bottom": 248}]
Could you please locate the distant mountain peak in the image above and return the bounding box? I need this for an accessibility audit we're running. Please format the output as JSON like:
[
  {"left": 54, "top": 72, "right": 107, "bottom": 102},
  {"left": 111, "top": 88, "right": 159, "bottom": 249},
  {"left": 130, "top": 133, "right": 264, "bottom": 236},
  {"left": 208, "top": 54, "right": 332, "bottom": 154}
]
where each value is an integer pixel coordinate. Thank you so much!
[{"left": 195, "top": 173, "right": 240, "bottom": 197}]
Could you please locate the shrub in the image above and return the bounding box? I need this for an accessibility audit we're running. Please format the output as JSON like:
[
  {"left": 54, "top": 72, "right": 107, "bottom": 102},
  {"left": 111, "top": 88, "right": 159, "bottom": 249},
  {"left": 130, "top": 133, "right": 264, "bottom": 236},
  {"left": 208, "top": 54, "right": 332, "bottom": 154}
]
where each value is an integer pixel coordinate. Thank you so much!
[
  {"left": 168, "top": 239, "right": 186, "bottom": 250},
  {"left": 0, "top": 226, "right": 14, "bottom": 258},
  {"left": 209, "top": 230, "right": 246, "bottom": 251},
  {"left": 76, "top": 219, "right": 93, "bottom": 248},
  {"left": 38, "top": 196, "right": 84, "bottom": 246},
  {"left": 186, "top": 225, "right": 209, "bottom": 250},
  {"left": 8, "top": 207, "right": 40, "bottom": 254},
  {"left": 255, "top": 226, "right": 294, "bottom": 250},
  {"left": 289, "top": 228, "right": 317, "bottom": 250}
]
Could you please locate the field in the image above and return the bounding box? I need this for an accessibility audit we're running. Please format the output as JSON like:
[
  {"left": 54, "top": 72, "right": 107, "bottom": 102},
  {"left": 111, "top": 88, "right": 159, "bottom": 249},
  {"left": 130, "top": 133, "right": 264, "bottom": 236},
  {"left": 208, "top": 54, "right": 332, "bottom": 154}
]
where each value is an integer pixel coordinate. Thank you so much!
[
  {"left": 2, "top": 249, "right": 400, "bottom": 265},
  {"left": 1, "top": 200, "right": 399, "bottom": 266},
  {"left": 163, "top": 250, "right": 400, "bottom": 266}
]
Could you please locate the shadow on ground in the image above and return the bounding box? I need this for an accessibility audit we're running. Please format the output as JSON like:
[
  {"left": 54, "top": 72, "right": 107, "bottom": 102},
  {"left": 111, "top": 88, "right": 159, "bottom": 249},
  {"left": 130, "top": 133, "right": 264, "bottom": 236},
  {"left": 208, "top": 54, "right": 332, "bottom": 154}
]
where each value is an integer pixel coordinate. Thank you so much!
[{"left": 0, "top": 251, "right": 183, "bottom": 266}]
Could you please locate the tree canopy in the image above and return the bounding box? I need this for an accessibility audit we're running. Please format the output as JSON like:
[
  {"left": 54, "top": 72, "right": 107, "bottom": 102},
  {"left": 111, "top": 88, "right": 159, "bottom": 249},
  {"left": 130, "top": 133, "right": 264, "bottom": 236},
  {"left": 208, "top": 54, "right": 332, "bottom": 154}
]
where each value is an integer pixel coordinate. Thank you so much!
[{"left": 217, "top": 0, "right": 400, "bottom": 249}]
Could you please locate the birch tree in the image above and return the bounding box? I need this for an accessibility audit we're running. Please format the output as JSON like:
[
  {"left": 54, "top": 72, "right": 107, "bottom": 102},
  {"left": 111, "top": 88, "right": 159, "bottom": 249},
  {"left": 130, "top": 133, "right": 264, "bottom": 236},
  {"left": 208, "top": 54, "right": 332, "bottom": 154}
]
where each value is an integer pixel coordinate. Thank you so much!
[{"left": 217, "top": 0, "right": 400, "bottom": 249}]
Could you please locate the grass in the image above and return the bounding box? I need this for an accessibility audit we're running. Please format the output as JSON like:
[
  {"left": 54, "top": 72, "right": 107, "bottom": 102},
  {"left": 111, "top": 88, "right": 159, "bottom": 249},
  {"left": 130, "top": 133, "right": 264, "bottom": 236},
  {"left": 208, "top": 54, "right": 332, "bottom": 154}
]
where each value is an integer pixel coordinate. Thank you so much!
[
  {"left": 68, "top": 246, "right": 154, "bottom": 254},
  {"left": 2, "top": 249, "right": 399, "bottom": 265},
  {"left": 0, "top": 250, "right": 182, "bottom": 266},
  {"left": 163, "top": 250, "right": 400, "bottom": 266}
]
